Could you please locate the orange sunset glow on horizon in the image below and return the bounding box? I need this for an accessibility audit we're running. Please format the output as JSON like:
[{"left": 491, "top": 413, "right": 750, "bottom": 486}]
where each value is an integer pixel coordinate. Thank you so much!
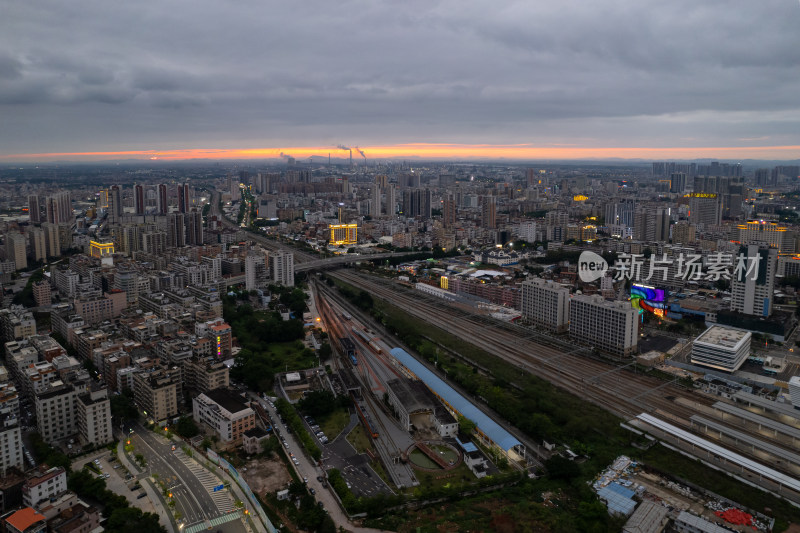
[{"left": 2, "top": 143, "right": 799, "bottom": 163}]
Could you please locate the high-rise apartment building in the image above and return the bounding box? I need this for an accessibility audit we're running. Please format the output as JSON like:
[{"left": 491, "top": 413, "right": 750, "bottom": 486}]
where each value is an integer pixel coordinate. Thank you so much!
[
  {"left": 568, "top": 295, "right": 638, "bottom": 357},
  {"left": 518, "top": 221, "right": 538, "bottom": 243},
  {"left": 134, "top": 184, "right": 145, "bottom": 215},
  {"left": 669, "top": 172, "right": 687, "bottom": 193},
  {"left": 5, "top": 232, "right": 27, "bottom": 271},
  {"left": 45, "top": 192, "right": 72, "bottom": 224},
  {"left": 754, "top": 168, "right": 772, "bottom": 187},
  {"left": 671, "top": 222, "right": 696, "bottom": 245},
  {"left": 370, "top": 186, "right": 382, "bottom": 218},
  {"left": 178, "top": 183, "right": 190, "bottom": 213},
  {"left": 604, "top": 199, "right": 636, "bottom": 227},
  {"left": 76, "top": 388, "right": 112, "bottom": 446},
  {"left": 41, "top": 223, "right": 60, "bottom": 258},
  {"left": 158, "top": 184, "right": 169, "bottom": 215},
  {"left": 0, "top": 382, "right": 23, "bottom": 475},
  {"left": 168, "top": 213, "right": 186, "bottom": 248},
  {"left": 443, "top": 193, "right": 456, "bottom": 228},
  {"left": 731, "top": 244, "right": 777, "bottom": 317},
  {"left": 108, "top": 185, "right": 122, "bottom": 225},
  {"left": 245, "top": 251, "right": 267, "bottom": 291},
  {"left": 270, "top": 250, "right": 294, "bottom": 287},
  {"left": 545, "top": 211, "right": 569, "bottom": 242},
  {"left": 133, "top": 367, "right": 180, "bottom": 424},
  {"left": 688, "top": 193, "right": 722, "bottom": 227},
  {"left": 481, "top": 195, "right": 497, "bottom": 229},
  {"left": 521, "top": 279, "right": 569, "bottom": 333},
  {"left": 633, "top": 207, "right": 670, "bottom": 242},
  {"left": 29, "top": 228, "right": 47, "bottom": 262},
  {"left": 735, "top": 220, "right": 786, "bottom": 251},
  {"left": 32, "top": 281, "right": 51, "bottom": 307},
  {"left": 385, "top": 184, "right": 397, "bottom": 217},
  {"left": 28, "top": 195, "right": 41, "bottom": 223},
  {"left": 402, "top": 188, "right": 432, "bottom": 218},
  {"left": 35, "top": 382, "right": 77, "bottom": 445},
  {"left": 185, "top": 210, "right": 204, "bottom": 245}
]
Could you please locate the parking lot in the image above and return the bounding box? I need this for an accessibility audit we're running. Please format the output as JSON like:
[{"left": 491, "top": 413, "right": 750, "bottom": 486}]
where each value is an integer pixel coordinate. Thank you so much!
[{"left": 72, "top": 450, "right": 159, "bottom": 516}]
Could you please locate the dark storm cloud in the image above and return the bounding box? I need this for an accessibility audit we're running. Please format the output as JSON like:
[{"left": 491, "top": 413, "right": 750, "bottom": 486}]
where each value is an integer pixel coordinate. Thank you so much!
[{"left": 0, "top": 0, "right": 799, "bottom": 154}]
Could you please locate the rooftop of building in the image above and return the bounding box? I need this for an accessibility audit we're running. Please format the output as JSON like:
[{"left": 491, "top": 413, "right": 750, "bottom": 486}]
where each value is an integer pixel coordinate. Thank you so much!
[
  {"left": 695, "top": 325, "right": 750, "bottom": 348},
  {"left": 386, "top": 377, "right": 436, "bottom": 414},
  {"left": 5, "top": 507, "right": 47, "bottom": 533},
  {"left": 204, "top": 388, "right": 250, "bottom": 415},
  {"left": 243, "top": 426, "right": 268, "bottom": 439},
  {"left": 23, "top": 466, "right": 65, "bottom": 489}
]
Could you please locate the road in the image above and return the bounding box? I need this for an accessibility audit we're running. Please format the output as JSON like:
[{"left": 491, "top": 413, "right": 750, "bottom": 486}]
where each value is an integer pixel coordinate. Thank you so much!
[
  {"left": 208, "top": 189, "right": 404, "bottom": 272},
  {"left": 248, "top": 393, "right": 390, "bottom": 533},
  {"left": 209, "top": 191, "right": 316, "bottom": 263},
  {"left": 128, "top": 423, "right": 247, "bottom": 533}
]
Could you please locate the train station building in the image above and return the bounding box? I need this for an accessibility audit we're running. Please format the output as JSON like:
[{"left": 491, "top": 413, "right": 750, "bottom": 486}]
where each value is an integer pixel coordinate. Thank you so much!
[
  {"left": 390, "top": 348, "right": 526, "bottom": 463},
  {"left": 385, "top": 377, "right": 458, "bottom": 438}
]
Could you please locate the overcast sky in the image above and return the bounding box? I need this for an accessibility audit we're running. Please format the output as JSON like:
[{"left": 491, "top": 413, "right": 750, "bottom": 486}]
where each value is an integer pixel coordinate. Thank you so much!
[{"left": 2, "top": 0, "right": 799, "bottom": 160}]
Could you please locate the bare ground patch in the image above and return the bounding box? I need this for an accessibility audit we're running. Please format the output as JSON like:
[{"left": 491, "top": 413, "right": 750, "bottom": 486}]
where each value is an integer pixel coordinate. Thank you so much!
[{"left": 241, "top": 456, "right": 292, "bottom": 496}]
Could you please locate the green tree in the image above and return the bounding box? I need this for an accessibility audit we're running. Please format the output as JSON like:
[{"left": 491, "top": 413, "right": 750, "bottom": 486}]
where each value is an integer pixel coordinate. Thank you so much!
[
  {"left": 175, "top": 416, "right": 200, "bottom": 438},
  {"left": 110, "top": 389, "right": 139, "bottom": 422},
  {"left": 458, "top": 415, "right": 477, "bottom": 435},
  {"left": 105, "top": 507, "right": 166, "bottom": 533},
  {"left": 298, "top": 390, "right": 341, "bottom": 417},
  {"left": 545, "top": 455, "right": 581, "bottom": 481}
]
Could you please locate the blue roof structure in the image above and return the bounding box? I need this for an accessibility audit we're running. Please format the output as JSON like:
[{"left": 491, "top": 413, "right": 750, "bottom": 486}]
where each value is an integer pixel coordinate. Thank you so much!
[
  {"left": 605, "top": 482, "right": 635, "bottom": 499},
  {"left": 455, "top": 436, "right": 478, "bottom": 453},
  {"left": 390, "top": 347, "right": 523, "bottom": 453},
  {"left": 597, "top": 483, "right": 637, "bottom": 516}
]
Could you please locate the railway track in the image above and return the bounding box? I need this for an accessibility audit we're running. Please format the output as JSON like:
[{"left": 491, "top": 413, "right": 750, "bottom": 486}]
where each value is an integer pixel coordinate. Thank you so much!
[{"left": 329, "top": 270, "right": 800, "bottom": 479}]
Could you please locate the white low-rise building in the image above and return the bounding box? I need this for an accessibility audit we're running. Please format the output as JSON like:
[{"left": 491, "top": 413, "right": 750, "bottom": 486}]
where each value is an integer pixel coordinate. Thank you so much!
[
  {"left": 691, "top": 325, "right": 751, "bottom": 373},
  {"left": 193, "top": 388, "right": 256, "bottom": 445},
  {"left": 788, "top": 376, "right": 800, "bottom": 409},
  {"left": 22, "top": 466, "right": 67, "bottom": 508}
]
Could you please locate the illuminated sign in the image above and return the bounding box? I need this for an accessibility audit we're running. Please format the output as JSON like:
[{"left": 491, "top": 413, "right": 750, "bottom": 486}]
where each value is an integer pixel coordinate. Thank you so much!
[
  {"left": 573, "top": 195, "right": 589, "bottom": 202},
  {"left": 630, "top": 284, "right": 668, "bottom": 319},
  {"left": 688, "top": 193, "right": 718, "bottom": 199},
  {"left": 217, "top": 335, "right": 222, "bottom": 357},
  {"left": 89, "top": 240, "right": 114, "bottom": 258},
  {"left": 329, "top": 223, "right": 358, "bottom": 245}
]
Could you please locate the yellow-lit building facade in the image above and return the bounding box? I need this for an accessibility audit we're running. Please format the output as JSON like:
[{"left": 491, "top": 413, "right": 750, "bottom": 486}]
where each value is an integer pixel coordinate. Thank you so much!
[
  {"left": 735, "top": 220, "right": 786, "bottom": 251},
  {"left": 329, "top": 224, "right": 358, "bottom": 245},
  {"left": 89, "top": 240, "right": 114, "bottom": 258}
]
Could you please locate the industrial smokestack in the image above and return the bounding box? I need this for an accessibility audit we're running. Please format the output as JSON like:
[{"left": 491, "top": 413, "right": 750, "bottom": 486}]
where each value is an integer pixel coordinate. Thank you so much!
[
  {"left": 356, "top": 147, "right": 366, "bottom": 167},
  {"left": 350, "top": 149, "right": 352, "bottom": 167}
]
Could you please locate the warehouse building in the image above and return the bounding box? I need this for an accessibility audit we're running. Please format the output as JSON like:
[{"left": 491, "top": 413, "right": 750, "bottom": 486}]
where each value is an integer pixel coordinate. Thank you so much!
[{"left": 385, "top": 377, "right": 458, "bottom": 438}]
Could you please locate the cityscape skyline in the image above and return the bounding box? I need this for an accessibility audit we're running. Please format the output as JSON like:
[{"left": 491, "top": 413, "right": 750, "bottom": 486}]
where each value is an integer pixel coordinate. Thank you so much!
[{"left": 2, "top": 142, "right": 800, "bottom": 163}]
